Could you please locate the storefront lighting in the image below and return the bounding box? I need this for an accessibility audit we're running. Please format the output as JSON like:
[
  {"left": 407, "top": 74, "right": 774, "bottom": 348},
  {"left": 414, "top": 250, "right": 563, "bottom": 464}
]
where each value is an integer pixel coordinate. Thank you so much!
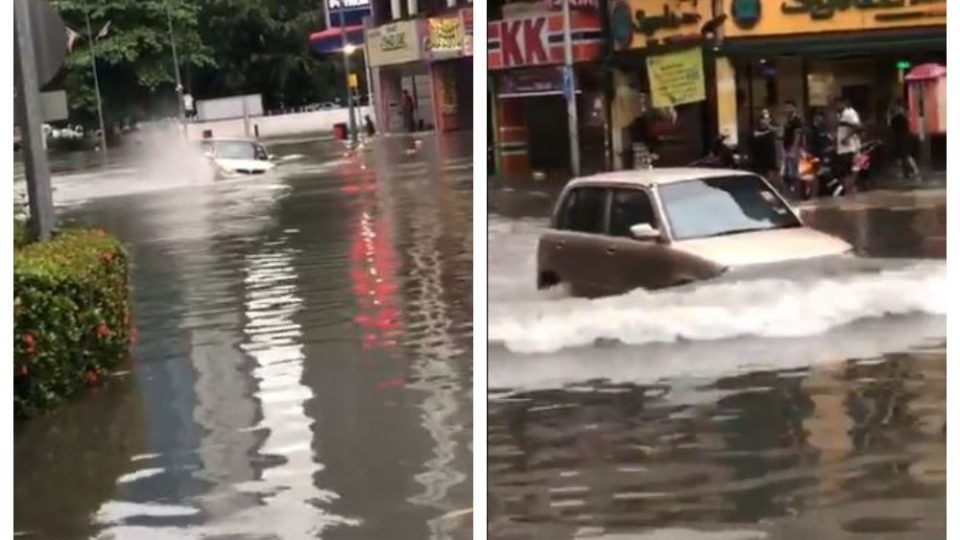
[{"left": 344, "top": 44, "right": 358, "bottom": 55}]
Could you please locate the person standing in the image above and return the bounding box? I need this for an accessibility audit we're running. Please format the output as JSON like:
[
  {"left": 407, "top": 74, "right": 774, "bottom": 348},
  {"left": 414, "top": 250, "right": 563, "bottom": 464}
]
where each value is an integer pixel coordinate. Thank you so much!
[
  {"left": 753, "top": 108, "right": 783, "bottom": 194},
  {"left": 889, "top": 99, "right": 920, "bottom": 181},
  {"left": 835, "top": 97, "right": 862, "bottom": 195},
  {"left": 781, "top": 100, "right": 804, "bottom": 196},
  {"left": 402, "top": 90, "right": 416, "bottom": 133}
]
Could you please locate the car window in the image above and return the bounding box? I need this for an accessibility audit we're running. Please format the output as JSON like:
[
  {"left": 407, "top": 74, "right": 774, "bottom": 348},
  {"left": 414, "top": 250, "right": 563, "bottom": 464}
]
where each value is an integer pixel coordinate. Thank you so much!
[
  {"left": 609, "top": 188, "right": 656, "bottom": 237},
  {"left": 658, "top": 175, "right": 801, "bottom": 241},
  {"left": 216, "top": 141, "right": 256, "bottom": 160},
  {"left": 558, "top": 187, "right": 607, "bottom": 234},
  {"left": 254, "top": 144, "right": 269, "bottom": 161}
]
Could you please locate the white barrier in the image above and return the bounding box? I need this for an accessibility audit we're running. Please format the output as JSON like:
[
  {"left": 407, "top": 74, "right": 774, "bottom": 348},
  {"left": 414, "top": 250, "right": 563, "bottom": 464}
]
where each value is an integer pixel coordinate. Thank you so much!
[{"left": 183, "top": 107, "right": 373, "bottom": 140}]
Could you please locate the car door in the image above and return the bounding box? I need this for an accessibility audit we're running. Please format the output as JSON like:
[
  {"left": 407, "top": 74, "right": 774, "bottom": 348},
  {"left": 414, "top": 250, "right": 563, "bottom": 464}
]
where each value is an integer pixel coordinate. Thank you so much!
[
  {"left": 604, "top": 187, "right": 680, "bottom": 292},
  {"left": 540, "top": 186, "right": 611, "bottom": 296}
]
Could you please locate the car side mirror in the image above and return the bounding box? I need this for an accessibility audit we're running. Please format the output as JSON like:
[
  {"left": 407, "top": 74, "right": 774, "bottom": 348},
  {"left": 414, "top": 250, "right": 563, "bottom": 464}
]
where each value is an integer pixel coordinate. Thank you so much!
[{"left": 630, "top": 223, "right": 661, "bottom": 241}]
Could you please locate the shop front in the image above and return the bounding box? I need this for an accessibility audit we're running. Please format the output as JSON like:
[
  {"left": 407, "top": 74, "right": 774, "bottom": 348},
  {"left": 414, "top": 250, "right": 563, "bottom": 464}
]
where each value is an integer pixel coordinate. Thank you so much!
[
  {"left": 718, "top": 0, "right": 947, "bottom": 166},
  {"left": 487, "top": 4, "right": 604, "bottom": 179},
  {"left": 366, "top": 19, "right": 435, "bottom": 133},
  {"left": 424, "top": 7, "right": 474, "bottom": 133},
  {"left": 607, "top": 0, "right": 718, "bottom": 168}
]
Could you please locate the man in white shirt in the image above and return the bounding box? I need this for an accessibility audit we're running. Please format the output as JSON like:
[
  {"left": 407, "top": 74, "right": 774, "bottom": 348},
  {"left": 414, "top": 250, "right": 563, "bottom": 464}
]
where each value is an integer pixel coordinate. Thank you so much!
[{"left": 835, "top": 97, "right": 861, "bottom": 195}]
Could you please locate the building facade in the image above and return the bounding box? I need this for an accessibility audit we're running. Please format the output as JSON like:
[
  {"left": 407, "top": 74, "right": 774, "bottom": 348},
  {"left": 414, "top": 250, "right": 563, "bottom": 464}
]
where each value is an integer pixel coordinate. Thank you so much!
[{"left": 488, "top": 0, "right": 605, "bottom": 179}]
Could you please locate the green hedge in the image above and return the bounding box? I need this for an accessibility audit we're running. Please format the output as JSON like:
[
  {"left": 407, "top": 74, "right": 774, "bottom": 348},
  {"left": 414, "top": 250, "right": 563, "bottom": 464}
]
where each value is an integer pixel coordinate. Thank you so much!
[{"left": 14, "top": 229, "right": 132, "bottom": 419}]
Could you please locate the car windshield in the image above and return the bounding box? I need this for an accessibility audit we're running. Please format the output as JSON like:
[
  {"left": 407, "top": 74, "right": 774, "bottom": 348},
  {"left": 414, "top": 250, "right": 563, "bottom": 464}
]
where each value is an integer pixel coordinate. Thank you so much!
[
  {"left": 215, "top": 141, "right": 266, "bottom": 160},
  {"left": 658, "top": 175, "right": 801, "bottom": 241}
]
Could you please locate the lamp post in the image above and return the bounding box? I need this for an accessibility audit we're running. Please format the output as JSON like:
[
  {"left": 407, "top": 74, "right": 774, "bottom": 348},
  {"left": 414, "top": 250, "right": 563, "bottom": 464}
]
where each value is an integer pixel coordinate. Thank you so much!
[
  {"left": 340, "top": 14, "right": 358, "bottom": 146},
  {"left": 83, "top": 5, "right": 108, "bottom": 158},
  {"left": 163, "top": 0, "right": 186, "bottom": 134}
]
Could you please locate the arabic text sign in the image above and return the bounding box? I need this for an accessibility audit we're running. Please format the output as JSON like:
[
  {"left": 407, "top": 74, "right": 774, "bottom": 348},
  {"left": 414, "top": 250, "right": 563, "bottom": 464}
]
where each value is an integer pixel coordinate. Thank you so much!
[
  {"left": 366, "top": 20, "right": 421, "bottom": 67},
  {"left": 646, "top": 47, "right": 705, "bottom": 108},
  {"left": 613, "top": 0, "right": 713, "bottom": 50},
  {"left": 725, "top": 0, "right": 946, "bottom": 37},
  {"left": 426, "top": 16, "right": 464, "bottom": 59}
]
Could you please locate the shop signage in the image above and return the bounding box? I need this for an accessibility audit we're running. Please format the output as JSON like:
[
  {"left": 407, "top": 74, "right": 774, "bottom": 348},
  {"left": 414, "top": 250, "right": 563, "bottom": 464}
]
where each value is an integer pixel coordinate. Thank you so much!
[
  {"left": 366, "top": 20, "right": 421, "bottom": 67},
  {"left": 425, "top": 16, "right": 465, "bottom": 59},
  {"left": 725, "top": 0, "right": 945, "bottom": 37},
  {"left": 487, "top": 11, "right": 603, "bottom": 69},
  {"left": 326, "top": 0, "right": 371, "bottom": 27},
  {"left": 646, "top": 47, "right": 705, "bottom": 108},
  {"left": 549, "top": 0, "right": 600, "bottom": 9},
  {"left": 498, "top": 67, "right": 565, "bottom": 96},
  {"left": 730, "top": 0, "right": 761, "bottom": 29},
  {"left": 610, "top": 0, "right": 713, "bottom": 50}
]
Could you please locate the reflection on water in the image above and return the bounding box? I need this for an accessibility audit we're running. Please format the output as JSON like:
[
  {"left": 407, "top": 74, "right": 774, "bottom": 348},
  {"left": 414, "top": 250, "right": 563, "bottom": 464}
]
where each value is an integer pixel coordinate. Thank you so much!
[
  {"left": 488, "top": 190, "right": 946, "bottom": 540},
  {"left": 489, "top": 339, "right": 945, "bottom": 540},
  {"left": 14, "top": 134, "right": 471, "bottom": 540}
]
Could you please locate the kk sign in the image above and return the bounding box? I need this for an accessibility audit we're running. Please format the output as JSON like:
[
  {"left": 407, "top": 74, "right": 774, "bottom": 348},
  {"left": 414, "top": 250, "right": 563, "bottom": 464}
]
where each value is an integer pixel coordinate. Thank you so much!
[
  {"left": 487, "top": 11, "right": 602, "bottom": 70},
  {"left": 725, "top": 0, "right": 946, "bottom": 37}
]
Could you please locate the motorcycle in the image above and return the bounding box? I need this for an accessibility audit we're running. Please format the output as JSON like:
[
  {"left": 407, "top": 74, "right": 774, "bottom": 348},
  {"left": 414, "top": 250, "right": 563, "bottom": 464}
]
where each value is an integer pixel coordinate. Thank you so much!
[
  {"left": 688, "top": 134, "right": 751, "bottom": 170},
  {"left": 798, "top": 140, "right": 881, "bottom": 199}
]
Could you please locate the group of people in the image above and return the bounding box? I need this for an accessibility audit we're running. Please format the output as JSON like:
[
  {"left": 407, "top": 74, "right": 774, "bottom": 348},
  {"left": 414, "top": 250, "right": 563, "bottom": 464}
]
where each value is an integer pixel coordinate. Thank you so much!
[{"left": 751, "top": 96, "right": 920, "bottom": 199}]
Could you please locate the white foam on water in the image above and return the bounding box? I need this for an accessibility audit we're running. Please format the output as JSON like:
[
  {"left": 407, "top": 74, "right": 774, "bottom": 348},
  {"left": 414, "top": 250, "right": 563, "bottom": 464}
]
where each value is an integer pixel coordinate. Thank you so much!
[{"left": 488, "top": 216, "right": 946, "bottom": 354}]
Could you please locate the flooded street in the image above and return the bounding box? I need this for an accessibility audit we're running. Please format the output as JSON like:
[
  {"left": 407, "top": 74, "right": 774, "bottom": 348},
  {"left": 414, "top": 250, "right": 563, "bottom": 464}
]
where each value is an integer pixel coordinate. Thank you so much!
[
  {"left": 488, "top": 188, "right": 946, "bottom": 540},
  {"left": 14, "top": 134, "right": 473, "bottom": 540}
]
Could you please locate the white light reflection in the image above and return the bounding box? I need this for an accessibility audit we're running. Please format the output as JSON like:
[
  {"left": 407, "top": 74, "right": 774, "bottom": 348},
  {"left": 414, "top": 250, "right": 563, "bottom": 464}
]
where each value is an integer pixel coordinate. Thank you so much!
[
  {"left": 400, "top": 161, "right": 467, "bottom": 540},
  {"left": 235, "top": 246, "right": 361, "bottom": 536}
]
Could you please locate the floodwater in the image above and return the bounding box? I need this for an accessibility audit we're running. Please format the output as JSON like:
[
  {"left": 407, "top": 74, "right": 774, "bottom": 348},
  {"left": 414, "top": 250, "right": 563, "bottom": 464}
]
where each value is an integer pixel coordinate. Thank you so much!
[
  {"left": 488, "top": 187, "right": 946, "bottom": 540},
  {"left": 14, "top": 133, "right": 473, "bottom": 540}
]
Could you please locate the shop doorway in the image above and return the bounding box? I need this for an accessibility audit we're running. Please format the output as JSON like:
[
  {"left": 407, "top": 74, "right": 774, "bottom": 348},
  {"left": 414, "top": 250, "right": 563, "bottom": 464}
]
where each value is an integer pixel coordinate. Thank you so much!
[{"left": 525, "top": 96, "right": 570, "bottom": 173}]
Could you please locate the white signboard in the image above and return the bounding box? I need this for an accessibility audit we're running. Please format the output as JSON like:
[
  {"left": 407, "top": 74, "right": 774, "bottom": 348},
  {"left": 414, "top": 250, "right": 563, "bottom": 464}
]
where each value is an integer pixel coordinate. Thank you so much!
[
  {"left": 366, "top": 20, "right": 421, "bottom": 67},
  {"left": 196, "top": 94, "right": 263, "bottom": 122}
]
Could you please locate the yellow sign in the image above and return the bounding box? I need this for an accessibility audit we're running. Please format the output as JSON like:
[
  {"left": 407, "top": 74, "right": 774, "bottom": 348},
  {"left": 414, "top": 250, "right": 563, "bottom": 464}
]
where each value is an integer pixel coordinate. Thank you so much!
[
  {"left": 611, "top": 0, "right": 714, "bottom": 50},
  {"left": 646, "top": 47, "right": 705, "bottom": 108},
  {"left": 426, "top": 17, "right": 464, "bottom": 58},
  {"left": 725, "top": 0, "right": 946, "bottom": 38},
  {"left": 348, "top": 73, "right": 359, "bottom": 89}
]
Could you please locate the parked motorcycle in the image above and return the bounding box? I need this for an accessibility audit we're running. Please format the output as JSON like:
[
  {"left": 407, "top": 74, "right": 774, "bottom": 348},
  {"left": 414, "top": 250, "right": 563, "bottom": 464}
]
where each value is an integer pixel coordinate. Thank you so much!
[
  {"left": 798, "top": 140, "right": 882, "bottom": 199},
  {"left": 688, "top": 134, "right": 751, "bottom": 170}
]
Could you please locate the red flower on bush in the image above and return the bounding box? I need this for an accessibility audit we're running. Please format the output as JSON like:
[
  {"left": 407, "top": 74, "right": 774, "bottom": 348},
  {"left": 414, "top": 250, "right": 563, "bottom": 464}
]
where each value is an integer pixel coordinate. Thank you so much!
[
  {"left": 17, "top": 364, "right": 28, "bottom": 378},
  {"left": 99, "top": 251, "right": 114, "bottom": 264},
  {"left": 94, "top": 229, "right": 107, "bottom": 237},
  {"left": 84, "top": 369, "right": 100, "bottom": 387},
  {"left": 21, "top": 332, "right": 36, "bottom": 355},
  {"left": 96, "top": 323, "right": 110, "bottom": 339}
]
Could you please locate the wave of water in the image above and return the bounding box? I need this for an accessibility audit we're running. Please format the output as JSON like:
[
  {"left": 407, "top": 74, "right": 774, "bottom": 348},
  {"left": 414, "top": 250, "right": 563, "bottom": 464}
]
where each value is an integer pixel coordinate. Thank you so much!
[{"left": 488, "top": 217, "right": 946, "bottom": 354}]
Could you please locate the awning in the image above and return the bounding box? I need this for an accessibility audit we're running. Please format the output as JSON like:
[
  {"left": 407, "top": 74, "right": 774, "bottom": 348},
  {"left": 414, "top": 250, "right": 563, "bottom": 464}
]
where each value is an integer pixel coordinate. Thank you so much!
[
  {"left": 717, "top": 28, "right": 945, "bottom": 59},
  {"left": 309, "top": 26, "right": 365, "bottom": 55}
]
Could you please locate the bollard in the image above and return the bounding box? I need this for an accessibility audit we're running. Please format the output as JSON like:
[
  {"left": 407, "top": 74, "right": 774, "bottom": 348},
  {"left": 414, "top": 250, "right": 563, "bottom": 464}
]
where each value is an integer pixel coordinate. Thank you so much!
[{"left": 254, "top": 124, "right": 260, "bottom": 139}]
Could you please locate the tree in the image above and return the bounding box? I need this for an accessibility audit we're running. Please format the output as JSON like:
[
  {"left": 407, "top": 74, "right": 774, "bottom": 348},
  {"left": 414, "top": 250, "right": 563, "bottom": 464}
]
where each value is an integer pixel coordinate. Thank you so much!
[
  {"left": 52, "top": 0, "right": 213, "bottom": 125},
  {"left": 191, "top": 0, "right": 344, "bottom": 111}
]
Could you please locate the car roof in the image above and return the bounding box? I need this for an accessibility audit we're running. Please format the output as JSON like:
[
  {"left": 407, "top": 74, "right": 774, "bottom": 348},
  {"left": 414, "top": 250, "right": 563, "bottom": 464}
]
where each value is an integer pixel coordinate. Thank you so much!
[{"left": 566, "top": 168, "right": 751, "bottom": 189}]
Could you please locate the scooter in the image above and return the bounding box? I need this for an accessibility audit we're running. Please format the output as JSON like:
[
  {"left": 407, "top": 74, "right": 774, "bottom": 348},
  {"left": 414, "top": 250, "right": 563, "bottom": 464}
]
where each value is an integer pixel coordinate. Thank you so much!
[
  {"left": 688, "top": 134, "right": 751, "bottom": 170},
  {"left": 800, "top": 140, "right": 881, "bottom": 199}
]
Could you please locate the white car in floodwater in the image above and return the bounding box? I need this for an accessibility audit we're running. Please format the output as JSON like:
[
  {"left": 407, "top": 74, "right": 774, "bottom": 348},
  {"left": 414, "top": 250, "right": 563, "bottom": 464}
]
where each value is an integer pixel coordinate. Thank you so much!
[{"left": 201, "top": 138, "right": 276, "bottom": 178}]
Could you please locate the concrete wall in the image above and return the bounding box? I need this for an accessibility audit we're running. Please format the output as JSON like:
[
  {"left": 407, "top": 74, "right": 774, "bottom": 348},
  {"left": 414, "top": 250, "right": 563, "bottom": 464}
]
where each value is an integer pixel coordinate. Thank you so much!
[{"left": 183, "top": 107, "right": 373, "bottom": 140}]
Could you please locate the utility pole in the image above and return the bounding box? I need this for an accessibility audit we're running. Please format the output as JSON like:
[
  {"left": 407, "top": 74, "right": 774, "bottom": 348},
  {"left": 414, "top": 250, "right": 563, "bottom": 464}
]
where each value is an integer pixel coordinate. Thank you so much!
[
  {"left": 14, "top": 0, "right": 56, "bottom": 240},
  {"left": 83, "top": 6, "right": 108, "bottom": 158},
  {"left": 561, "top": 0, "right": 580, "bottom": 177},
  {"left": 339, "top": 9, "right": 358, "bottom": 146},
  {"left": 164, "top": 0, "right": 186, "bottom": 133}
]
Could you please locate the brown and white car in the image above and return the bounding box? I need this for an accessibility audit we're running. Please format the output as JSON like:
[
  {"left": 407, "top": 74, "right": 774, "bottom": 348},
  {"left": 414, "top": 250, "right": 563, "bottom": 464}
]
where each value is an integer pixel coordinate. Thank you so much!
[{"left": 536, "top": 168, "right": 853, "bottom": 297}]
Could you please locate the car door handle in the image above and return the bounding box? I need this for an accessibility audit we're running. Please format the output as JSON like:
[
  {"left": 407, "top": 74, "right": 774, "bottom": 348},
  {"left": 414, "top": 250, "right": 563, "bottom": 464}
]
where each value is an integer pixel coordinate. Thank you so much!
[
  {"left": 554, "top": 242, "right": 565, "bottom": 250},
  {"left": 606, "top": 247, "right": 616, "bottom": 255}
]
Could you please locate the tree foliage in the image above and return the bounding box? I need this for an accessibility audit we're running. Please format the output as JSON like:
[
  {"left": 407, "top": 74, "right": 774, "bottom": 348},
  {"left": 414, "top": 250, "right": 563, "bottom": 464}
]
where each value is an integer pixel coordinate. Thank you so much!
[{"left": 50, "top": 0, "right": 344, "bottom": 126}]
